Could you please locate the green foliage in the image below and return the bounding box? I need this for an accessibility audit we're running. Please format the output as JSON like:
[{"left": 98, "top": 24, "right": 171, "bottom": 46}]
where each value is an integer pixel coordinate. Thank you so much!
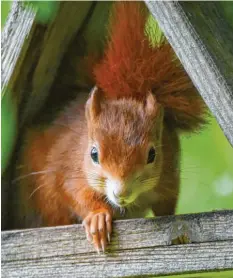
[
  {"left": 1, "top": 1, "right": 59, "bottom": 27},
  {"left": 23, "top": 1, "right": 59, "bottom": 24},
  {"left": 178, "top": 117, "right": 233, "bottom": 213},
  {"left": 219, "top": 1, "right": 233, "bottom": 29},
  {"left": 156, "top": 270, "right": 233, "bottom": 278},
  {"left": 1, "top": 89, "right": 18, "bottom": 174},
  {"left": 1, "top": 1, "right": 11, "bottom": 27},
  {"left": 145, "top": 15, "right": 165, "bottom": 47}
]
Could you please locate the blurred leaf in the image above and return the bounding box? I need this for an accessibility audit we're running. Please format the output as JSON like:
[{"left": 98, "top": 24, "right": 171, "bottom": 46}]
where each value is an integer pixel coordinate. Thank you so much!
[
  {"left": 1, "top": 88, "right": 18, "bottom": 174},
  {"left": 1, "top": 1, "right": 12, "bottom": 27},
  {"left": 219, "top": 1, "right": 233, "bottom": 29},
  {"left": 145, "top": 14, "right": 165, "bottom": 47},
  {"left": 23, "top": 1, "right": 59, "bottom": 24},
  {"left": 177, "top": 116, "right": 233, "bottom": 214}
]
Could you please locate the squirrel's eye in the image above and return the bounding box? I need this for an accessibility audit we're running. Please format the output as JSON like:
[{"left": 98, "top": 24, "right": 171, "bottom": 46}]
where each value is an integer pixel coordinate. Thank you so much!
[
  {"left": 147, "top": 147, "right": 156, "bottom": 164},
  {"left": 91, "top": 147, "right": 99, "bottom": 164}
]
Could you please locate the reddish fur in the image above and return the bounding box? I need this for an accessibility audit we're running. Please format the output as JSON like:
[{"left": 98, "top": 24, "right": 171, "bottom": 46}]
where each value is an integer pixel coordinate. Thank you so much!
[
  {"left": 94, "top": 2, "right": 207, "bottom": 131},
  {"left": 16, "top": 2, "right": 207, "bottom": 236},
  {"left": 18, "top": 99, "right": 113, "bottom": 228}
]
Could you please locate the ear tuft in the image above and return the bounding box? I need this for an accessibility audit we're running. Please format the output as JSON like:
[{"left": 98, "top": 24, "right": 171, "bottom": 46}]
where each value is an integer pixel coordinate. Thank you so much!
[
  {"left": 86, "top": 86, "right": 103, "bottom": 121},
  {"left": 145, "top": 91, "right": 158, "bottom": 116}
]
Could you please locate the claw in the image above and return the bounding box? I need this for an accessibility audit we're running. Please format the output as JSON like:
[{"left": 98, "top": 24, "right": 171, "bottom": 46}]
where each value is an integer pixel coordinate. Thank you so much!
[
  {"left": 83, "top": 209, "right": 112, "bottom": 253},
  {"left": 101, "top": 240, "right": 105, "bottom": 253},
  {"left": 87, "top": 234, "right": 92, "bottom": 242},
  {"left": 96, "top": 246, "right": 100, "bottom": 255}
]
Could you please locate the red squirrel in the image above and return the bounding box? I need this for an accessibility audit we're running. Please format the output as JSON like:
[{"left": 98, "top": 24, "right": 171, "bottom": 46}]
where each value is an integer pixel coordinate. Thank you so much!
[{"left": 17, "top": 2, "right": 206, "bottom": 253}]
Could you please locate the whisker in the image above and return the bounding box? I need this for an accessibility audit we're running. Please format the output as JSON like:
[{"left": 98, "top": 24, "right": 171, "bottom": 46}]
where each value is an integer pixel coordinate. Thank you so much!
[
  {"left": 12, "top": 170, "right": 55, "bottom": 184},
  {"left": 104, "top": 196, "right": 119, "bottom": 212},
  {"left": 29, "top": 183, "right": 47, "bottom": 199}
]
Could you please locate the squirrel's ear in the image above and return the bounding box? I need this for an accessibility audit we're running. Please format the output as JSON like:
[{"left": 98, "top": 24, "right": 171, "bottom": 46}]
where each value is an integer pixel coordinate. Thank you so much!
[
  {"left": 145, "top": 91, "right": 158, "bottom": 116},
  {"left": 86, "top": 86, "right": 103, "bottom": 121}
]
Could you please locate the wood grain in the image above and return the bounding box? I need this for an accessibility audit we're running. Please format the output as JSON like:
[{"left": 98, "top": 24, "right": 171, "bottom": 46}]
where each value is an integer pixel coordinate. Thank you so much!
[
  {"left": 1, "top": 1, "right": 94, "bottom": 126},
  {"left": 1, "top": 1, "right": 36, "bottom": 94},
  {"left": 145, "top": 1, "right": 233, "bottom": 147},
  {"left": 2, "top": 210, "right": 233, "bottom": 277},
  {"left": 17, "top": 1, "right": 93, "bottom": 126}
]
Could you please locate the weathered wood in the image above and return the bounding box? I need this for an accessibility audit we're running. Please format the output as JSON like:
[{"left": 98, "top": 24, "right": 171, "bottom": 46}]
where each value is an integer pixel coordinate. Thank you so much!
[
  {"left": 1, "top": 1, "right": 94, "bottom": 126},
  {"left": 145, "top": 1, "right": 233, "bottom": 147},
  {"left": 2, "top": 210, "right": 233, "bottom": 277},
  {"left": 1, "top": 1, "right": 36, "bottom": 94},
  {"left": 19, "top": 1, "right": 94, "bottom": 125}
]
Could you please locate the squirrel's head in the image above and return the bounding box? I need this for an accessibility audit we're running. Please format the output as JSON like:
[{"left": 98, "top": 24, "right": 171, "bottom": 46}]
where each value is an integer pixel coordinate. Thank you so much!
[{"left": 84, "top": 87, "right": 164, "bottom": 209}]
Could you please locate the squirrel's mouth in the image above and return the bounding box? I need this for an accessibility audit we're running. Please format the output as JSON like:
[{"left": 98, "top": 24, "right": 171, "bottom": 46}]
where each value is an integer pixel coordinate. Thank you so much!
[
  {"left": 105, "top": 178, "right": 134, "bottom": 210},
  {"left": 106, "top": 195, "right": 129, "bottom": 211}
]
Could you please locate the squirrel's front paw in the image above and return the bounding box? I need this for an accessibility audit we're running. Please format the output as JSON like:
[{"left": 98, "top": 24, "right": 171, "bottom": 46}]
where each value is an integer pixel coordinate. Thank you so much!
[{"left": 82, "top": 209, "right": 112, "bottom": 254}]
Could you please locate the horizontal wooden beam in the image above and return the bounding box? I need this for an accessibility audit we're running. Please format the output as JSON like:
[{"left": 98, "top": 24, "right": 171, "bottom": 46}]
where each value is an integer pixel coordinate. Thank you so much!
[
  {"left": 2, "top": 210, "right": 233, "bottom": 277},
  {"left": 145, "top": 1, "right": 233, "bottom": 147}
]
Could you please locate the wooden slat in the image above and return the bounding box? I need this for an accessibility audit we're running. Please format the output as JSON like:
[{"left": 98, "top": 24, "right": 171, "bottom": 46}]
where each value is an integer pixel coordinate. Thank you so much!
[
  {"left": 1, "top": 1, "right": 94, "bottom": 126},
  {"left": 17, "top": 1, "right": 94, "bottom": 126},
  {"left": 1, "top": 1, "right": 36, "bottom": 230},
  {"left": 145, "top": 1, "right": 233, "bottom": 147},
  {"left": 2, "top": 210, "right": 233, "bottom": 277},
  {"left": 1, "top": 1, "right": 36, "bottom": 96}
]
